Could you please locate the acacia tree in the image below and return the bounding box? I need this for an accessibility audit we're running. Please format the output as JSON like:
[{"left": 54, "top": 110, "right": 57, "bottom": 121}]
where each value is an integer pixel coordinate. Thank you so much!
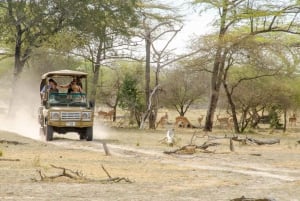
[
  {"left": 192, "top": 0, "right": 300, "bottom": 132},
  {"left": 0, "top": 0, "right": 72, "bottom": 78},
  {"left": 136, "top": 2, "right": 183, "bottom": 129},
  {"left": 160, "top": 67, "right": 207, "bottom": 116},
  {"left": 54, "top": 0, "right": 139, "bottom": 106},
  {"left": 97, "top": 61, "right": 144, "bottom": 122},
  {"left": 0, "top": 0, "right": 74, "bottom": 114}
]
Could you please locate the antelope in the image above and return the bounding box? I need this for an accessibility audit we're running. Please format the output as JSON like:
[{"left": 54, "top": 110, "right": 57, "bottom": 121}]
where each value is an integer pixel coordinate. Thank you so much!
[
  {"left": 175, "top": 116, "right": 196, "bottom": 128},
  {"left": 156, "top": 112, "right": 168, "bottom": 128},
  {"left": 216, "top": 114, "right": 231, "bottom": 129},
  {"left": 98, "top": 110, "right": 108, "bottom": 118},
  {"left": 197, "top": 115, "right": 204, "bottom": 127},
  {"left": 106, "top": 109, "right": 115, "bottom": 121},
  {"left": 98, "top": 109, "right": 115, "bottom": 120},
  {"left": 289, "top": 113, "right": 297, "bottom": 127}
]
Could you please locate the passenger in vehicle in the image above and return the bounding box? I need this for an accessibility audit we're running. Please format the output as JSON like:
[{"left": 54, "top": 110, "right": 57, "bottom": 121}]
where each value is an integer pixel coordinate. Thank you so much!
[
  {"left": 49, "top": 81, "right": 59, "bottom": 93},
  {"left": 60, "top": 77, "right": 82, "bottom": 93},
  {"left": 70, "top": 81, "right": 82, "bottom": 93}
]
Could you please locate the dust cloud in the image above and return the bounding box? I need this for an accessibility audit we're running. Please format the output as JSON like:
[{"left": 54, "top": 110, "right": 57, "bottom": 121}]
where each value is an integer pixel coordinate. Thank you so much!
[{"left": 0, "top": 71, "right": 41, "bottom": 140}]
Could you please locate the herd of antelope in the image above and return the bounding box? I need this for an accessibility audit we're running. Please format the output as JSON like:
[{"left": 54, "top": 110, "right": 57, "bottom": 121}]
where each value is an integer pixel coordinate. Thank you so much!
[
  {"left": 96, "top": 108, "right": 298, "bottom": 129},
  {"left": 156, "top": 112, "right": 298, "bottom": 129},
  {"left": 155, "top": 113, "right": 233, "bottom": 129}
]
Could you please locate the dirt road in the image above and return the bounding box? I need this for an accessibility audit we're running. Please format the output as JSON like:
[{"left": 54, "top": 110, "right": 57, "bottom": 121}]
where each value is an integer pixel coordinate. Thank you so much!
[{"left": 0, "top": 127, "right": 300, "bottom": 201}]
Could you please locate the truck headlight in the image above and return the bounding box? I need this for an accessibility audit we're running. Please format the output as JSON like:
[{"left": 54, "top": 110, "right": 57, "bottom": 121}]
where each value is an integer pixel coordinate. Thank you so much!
[
  {"left": 82, "top": 112, "right": 91, "bottom": 121},
  {"left": 50, "top": 112, "right": 60, "bottom": 120}
]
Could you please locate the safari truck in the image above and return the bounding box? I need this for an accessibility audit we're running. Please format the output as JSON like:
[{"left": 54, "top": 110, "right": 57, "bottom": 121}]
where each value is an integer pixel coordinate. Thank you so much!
[{"left": 38, "top": 70, "right": 94, "bottom": 141}]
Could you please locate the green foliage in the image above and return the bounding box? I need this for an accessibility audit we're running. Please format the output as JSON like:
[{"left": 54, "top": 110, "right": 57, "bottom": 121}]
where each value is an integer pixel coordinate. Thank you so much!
[
  {"left": 29, "top": 48, "right": 83, "bottom": 73},
  {"left": 268, "top": 104, "right": 283, "bottom": 129},
  {"left": 95, "top": 60, "right": 144, "bottom": 105},
  {"left": 160, "top": 67, "right": 207, "bottom": 115},
  {"left": 118, "top": 73, "right": 144, "bottom": 111}
]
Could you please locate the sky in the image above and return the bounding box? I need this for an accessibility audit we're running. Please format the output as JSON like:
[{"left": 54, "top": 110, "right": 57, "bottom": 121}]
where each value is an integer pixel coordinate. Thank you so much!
[
  {"left": 173, "top": 11, "right": 215, "bottom": 51},
  {"left": 156, "top": 1, "right": 217, "bottom": 53}
]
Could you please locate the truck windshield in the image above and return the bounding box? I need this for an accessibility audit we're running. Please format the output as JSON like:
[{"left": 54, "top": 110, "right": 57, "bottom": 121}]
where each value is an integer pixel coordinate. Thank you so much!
[{"left": 48, "top": 93, "right": 87, "bottom": 107}]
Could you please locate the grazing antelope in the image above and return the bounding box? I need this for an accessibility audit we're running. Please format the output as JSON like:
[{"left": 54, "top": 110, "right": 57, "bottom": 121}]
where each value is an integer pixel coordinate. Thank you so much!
[
  {"left": 289, "top": 113, "right": 297, "bottom": 127},
  {"left": 156, "top": 112, "right": 168, "bottom": 128},
  {"left": 197, "top": 115, "right": 204, "bottom": 127},
  {"left": 216, "top": 114, "right": 231, "bottom": 129},
  {"left": 98, "top": 109, "right": 115, "bottom": 120},
  {"left": 175, "top": 116, "right": 196, "bottom": 128},
  {"left": 106, "top": 109, "right": 115, "bottom": 120},
  {"left": 98, "top": 110, "right": 108, "bottom": 118}
]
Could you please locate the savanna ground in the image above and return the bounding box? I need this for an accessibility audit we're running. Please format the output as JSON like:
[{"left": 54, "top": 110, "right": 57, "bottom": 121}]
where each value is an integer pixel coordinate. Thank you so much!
[{"left": 0, "top": 109, "right": 300, "bottom": 201}]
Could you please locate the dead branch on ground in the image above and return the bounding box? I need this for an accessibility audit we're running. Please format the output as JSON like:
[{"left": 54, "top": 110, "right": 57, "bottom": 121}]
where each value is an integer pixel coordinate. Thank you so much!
[
  {"left": 231, "top": 195, "right": 276, "bottom": 201},
  {"left": 34, "top": 164, "right": 133, "bottom": 184},
  {"left": 99, "top": 165, "right": 133, "bottom": 183},
  {"left": 0, "top": 139, "right": 26, "bottom": 145},
  {"left": 0, "top": 158, "right": 20, "bottom": 161},
  {"left": 163, "top": 142, "right": 220, "bottom": 155},
  {"left": 164, "top": 130, "right": 280, "bottom": 155},
  {"left": 35, "top": 164, "right": 86, "bottom": 181},
  {"left": 232, "top": 136, "right": 280, "bottom": 145}
]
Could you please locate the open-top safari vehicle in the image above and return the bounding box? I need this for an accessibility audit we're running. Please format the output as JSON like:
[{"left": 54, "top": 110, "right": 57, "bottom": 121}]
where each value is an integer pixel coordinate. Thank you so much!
[{"left": 38, "top": 70, "right": 94, "bottom": 141}]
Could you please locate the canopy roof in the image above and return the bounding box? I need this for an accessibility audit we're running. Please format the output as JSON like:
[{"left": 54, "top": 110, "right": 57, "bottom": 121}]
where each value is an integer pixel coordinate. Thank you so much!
[{"left": 41, "top": 70, "right": 88, "bottom": 79}]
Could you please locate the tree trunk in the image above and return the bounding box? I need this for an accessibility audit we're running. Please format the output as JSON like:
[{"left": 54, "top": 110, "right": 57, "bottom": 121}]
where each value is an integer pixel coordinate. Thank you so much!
[
  {"left": 283, "top": 108, "right": 287, "bottom": 132},
  {"left": 145, "top": 34, "right": 154, "bottom": 129},
  {"left": 145, "top": 35, "right": 151, "bottom": 106},
  {"left": 204, "top": 91, "right": 219, "bottom": 131},
  {"left": 223, "top": 81, "right": 240, "bottom": 133},
  {"left": 203, "top": 1, "right": 229, "bottom": 132},
  {"left": 203, "top": 48, "right": 226, "bottom": 131},
  {"left": 90, "top": 44, "right": 102, "bottom": 107}
]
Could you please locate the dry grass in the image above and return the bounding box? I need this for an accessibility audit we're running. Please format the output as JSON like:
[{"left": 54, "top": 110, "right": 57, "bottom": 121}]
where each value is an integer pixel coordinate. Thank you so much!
[{"left": 1, "top": 112, "right": 300, "bottom": 200}]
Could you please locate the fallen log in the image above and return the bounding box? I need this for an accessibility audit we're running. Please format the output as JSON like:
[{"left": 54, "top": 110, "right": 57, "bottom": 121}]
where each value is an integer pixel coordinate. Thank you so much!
[
  {"left": 248, "top": 138, "right": 280, "bottom": 145},
  {"left": 34, "top": 164, "right": 133, "bottom": 183},
  {"left": 163, "top": 142, "right": 219, "bottom": 155},
  {"left": 99, "top": 165, "right": 133, "bottom": 183},
  {"left": 0, "top": 139, "right": 26, "bottom": 145},
  {"left": 231, "top": 195, "right": 276, "bottom": 201},
  {"left": 232, "top": 136, "right": 280, "bottom": 145},
  {"left": 0, "top": 158, "right": 20, "bottom": 161}
]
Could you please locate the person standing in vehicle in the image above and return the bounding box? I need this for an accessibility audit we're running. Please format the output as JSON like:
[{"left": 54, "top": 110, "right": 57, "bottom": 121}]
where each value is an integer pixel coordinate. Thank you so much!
[
  {"left": 70, "top": 81, "right": 82, "bottom": 93},
  {"left": 40, "top": 78, "right": 57, "bottom": 99},
  {"left": 60, "top": 77, "right": 82, "bottom": 93}
]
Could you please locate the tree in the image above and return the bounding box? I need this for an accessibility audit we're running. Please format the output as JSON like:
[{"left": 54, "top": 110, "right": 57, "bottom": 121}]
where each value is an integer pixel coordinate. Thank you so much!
[
  {"left": 192, "top": 0, "right": 300, "bottom": 132},
  {"left": 118, "top": 73, "right": 145, "bottom": 127},
  {"left": 0, "top": 0, "right": 72, "bottom": 114},
  {"left": 160, "top": 67, "right": 207, "bottom": 116},
  {"left": 97, "top": 60, "right": 144, "bottom": 122},
  {"left": 136, "top": 1, "right": 183, "bottom": 129},
  {"left": 66, "top": 0, "right": 140, "bottom": 107}
]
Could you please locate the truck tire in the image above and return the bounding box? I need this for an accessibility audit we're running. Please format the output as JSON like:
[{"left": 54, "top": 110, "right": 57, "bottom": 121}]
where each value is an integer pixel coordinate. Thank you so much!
[
  {"left": 46, "top": 125, "right": 53, "bottom": 141},
  {"left": 86, "top": 127, "right": 93, "bottom": 141},
  {"left": 79, "top": 132, "right": 86, "bottom": 140}
]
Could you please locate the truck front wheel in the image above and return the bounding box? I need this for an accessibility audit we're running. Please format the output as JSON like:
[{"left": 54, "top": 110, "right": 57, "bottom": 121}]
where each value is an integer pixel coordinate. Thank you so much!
[{"left": 86, "top": 127, "right": 93, "bottom": 141}]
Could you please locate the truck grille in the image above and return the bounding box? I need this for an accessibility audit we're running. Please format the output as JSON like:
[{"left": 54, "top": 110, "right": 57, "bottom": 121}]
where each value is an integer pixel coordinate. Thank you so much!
[{"left": 61, "top": 112, "right": 81, "bottom": 120}]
